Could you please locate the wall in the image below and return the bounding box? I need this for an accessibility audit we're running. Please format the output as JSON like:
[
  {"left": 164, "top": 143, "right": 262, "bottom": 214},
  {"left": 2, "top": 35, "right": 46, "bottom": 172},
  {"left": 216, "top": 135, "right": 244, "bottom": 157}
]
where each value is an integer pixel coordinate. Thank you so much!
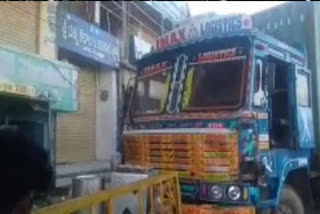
[
  {"left": 54, "top": 2, "right": 99, "bottom": 164},
  {"left": 0, "top": 2, "right": 39, "bottom": 53},
  {"left": 38, "top": 1, "right": 57, "bottom": 59},
  {"left": 95, "top": 70, "right": 118, "bottom": 161}
]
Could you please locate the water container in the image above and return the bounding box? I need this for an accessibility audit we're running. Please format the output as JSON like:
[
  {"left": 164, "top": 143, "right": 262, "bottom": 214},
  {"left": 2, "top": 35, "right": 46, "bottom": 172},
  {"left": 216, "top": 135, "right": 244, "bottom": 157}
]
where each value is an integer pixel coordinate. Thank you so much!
[{"left": 72, "top": 175, "right": 105, "bottom": 214}]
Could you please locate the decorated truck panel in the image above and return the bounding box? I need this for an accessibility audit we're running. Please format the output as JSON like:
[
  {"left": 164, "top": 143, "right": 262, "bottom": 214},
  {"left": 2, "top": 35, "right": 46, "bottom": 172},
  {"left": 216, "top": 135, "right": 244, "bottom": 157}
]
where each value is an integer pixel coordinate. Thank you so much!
[{"left": 124, "top": 12, "right": 319, "bottom": 214}]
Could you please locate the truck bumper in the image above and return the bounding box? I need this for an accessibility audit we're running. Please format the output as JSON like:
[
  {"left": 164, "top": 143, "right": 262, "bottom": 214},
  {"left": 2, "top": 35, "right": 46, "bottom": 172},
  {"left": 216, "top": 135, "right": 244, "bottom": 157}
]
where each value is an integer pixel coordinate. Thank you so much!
[{"left": 182, "top": 204, "right": 256, "bottom": 214}]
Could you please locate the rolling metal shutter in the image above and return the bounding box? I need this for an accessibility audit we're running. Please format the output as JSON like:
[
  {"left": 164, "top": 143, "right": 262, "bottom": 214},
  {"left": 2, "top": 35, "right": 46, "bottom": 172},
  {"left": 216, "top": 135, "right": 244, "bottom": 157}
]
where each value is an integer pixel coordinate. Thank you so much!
[
  {"left": 0, "top": 2, "right": 39, "bottom": 53},
  {"left": 56, "top": 68, "right": 96, "bottom": 163}
]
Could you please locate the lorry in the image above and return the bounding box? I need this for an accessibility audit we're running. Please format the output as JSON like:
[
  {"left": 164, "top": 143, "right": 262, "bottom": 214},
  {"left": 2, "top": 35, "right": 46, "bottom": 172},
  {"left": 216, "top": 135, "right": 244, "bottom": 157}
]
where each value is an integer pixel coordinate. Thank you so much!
[{"left": 123, "top": 12, "right": 320, "bottom": 214}]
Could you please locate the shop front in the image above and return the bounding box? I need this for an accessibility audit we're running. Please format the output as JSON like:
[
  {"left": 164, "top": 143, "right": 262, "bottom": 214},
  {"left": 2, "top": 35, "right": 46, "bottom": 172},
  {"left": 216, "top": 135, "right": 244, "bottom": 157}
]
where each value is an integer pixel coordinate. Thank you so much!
[
  {"left": 55, "top": 10, "right": 120, "bottom": 165},
  {"left": 0, "top": 44, "right": 78, "bottom": 172}
]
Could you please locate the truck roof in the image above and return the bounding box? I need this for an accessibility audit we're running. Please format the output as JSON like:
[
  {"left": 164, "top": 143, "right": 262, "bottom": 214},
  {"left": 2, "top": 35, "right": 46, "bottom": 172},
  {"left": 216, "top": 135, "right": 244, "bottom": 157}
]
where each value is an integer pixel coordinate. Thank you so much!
[
  {"left": 140, "top": 28, "right": 305, "bottom": 61},
  {"left": 136, "top": 28, "right": 306, "bottom": 70},
  {"left": 254, "top": 29, "right": 305, "bottom": 59}
]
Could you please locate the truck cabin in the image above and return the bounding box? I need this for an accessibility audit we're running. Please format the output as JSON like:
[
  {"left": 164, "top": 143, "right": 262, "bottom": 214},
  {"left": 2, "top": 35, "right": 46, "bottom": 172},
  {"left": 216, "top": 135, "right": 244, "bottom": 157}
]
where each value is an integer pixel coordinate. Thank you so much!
[
  {"left": 129, "top": 30, "right": 310, "bottom": 150},
  {"left": 252, "top": 34, "right": 312, "bottom": 151},
  {"left": 125, "top": 27, "right": 314, "bottom": 207},
  {"left": 124, "top": 13, "right": 315, "bottom": 213},
  {"left": 126, "top": 29, "right": 312, "bottom": 172}
]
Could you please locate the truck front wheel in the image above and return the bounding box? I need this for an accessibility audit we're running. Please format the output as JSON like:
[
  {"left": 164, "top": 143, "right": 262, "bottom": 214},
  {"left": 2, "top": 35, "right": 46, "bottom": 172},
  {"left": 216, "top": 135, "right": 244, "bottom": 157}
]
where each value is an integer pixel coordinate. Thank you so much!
[{"left": 274, "top": 185, "right": 304, "bottom": 214}]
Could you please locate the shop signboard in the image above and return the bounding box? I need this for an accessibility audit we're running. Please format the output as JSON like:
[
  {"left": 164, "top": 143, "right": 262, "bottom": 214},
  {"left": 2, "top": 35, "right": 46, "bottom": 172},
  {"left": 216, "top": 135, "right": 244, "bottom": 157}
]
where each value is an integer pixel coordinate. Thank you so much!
[
  {"left": 156, "top": 14, "right": 253, "bottom": 51},
  {"left": 56, "top": 11, "right": 120, "bottom": 68},
  {"left": 0, "top": 81, "right": 36, "bottom": 98},
  {"left": 0, "top": 46, "right": 78, "bottom": 112}
]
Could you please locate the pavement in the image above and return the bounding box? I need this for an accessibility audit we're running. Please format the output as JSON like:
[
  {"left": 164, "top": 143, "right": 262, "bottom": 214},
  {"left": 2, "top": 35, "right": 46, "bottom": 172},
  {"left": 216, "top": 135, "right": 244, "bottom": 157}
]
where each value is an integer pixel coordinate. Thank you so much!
[{"left": 56, "top": 160, "right": 111, "bottom": 187}]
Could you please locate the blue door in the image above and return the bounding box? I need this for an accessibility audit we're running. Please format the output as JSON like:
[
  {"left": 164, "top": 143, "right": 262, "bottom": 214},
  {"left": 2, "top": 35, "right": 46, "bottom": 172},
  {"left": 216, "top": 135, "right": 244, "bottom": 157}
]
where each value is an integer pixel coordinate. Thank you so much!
[{"left": 290, "top": 65, "right": 314, "bottom": 148}]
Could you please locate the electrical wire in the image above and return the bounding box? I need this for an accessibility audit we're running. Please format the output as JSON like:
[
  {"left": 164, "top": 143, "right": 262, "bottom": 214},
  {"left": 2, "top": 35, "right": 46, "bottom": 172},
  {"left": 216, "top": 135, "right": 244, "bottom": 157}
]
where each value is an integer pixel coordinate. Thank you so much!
[
  {"left": 105, "top": 1, "right": 160, "bottom": 37},
  {"left": 99, "top": 3, "right": 141, "bottom": 34}
]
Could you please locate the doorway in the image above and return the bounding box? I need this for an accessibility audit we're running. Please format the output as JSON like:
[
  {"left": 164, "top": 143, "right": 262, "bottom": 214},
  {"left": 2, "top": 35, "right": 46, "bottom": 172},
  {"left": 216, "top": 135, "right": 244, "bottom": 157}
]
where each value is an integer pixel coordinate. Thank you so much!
[
  {"left": 269, "top": 58, "right": 292, "bottom": 148},
  {"left": 0, "top": 95, "right": 51, "bottom": 151}
]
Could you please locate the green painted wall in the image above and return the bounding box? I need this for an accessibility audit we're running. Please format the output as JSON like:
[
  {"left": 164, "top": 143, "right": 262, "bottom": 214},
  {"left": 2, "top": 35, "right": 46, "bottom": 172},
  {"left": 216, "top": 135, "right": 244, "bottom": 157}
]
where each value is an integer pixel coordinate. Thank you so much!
[{"left": 0, "top": 45, "right": 78, "bottom": 112}]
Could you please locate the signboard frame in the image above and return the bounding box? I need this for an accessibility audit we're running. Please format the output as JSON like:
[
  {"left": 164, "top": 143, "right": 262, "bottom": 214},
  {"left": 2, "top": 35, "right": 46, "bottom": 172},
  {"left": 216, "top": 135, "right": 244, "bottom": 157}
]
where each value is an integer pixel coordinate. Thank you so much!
[
  {"left": 0, "top": 45, "right": 78, "bottom": 112},
  {"left": 56, "top": 10, "right": 120, "bottom": 68}
]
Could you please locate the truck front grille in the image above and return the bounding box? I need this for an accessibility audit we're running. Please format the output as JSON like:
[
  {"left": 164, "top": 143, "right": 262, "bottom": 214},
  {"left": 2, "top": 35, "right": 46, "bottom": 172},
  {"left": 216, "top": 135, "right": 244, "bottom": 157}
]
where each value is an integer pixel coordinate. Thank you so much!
[{"left": 125, "top": 133, "right": 239, "bottom": 182}]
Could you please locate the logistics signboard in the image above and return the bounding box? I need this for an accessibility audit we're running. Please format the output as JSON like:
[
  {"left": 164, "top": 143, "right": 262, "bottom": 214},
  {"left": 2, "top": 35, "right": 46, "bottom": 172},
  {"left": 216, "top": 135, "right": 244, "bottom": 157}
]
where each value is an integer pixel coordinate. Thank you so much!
[
  {"left": 56, "top": 11, "right": 120, "bottom": 68},
  {"left": 156, "top": 14, "right": 252, "bottom": 51}
]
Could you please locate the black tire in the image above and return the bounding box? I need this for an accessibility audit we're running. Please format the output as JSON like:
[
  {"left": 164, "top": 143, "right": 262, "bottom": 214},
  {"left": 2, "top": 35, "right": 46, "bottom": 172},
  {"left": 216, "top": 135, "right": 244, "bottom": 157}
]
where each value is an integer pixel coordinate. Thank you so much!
[
  {"left": 274, "top": 185, "right": 304, "bottom": 214},
  {"left": 122, "top": 208, "right": 132, "bottom": 214}
]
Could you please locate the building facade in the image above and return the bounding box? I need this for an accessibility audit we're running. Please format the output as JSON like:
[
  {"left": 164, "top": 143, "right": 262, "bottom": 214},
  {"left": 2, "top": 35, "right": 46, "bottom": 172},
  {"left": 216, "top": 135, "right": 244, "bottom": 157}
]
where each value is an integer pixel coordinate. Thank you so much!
[
  {"left": 0, "top": 2, "right": 39, "bottom": 53},
  {"left": 0, "top": 1, "right": 189, "bottom": 186},
  {"left": 0, "top": 2, "right": 78, "bottom": 177}
]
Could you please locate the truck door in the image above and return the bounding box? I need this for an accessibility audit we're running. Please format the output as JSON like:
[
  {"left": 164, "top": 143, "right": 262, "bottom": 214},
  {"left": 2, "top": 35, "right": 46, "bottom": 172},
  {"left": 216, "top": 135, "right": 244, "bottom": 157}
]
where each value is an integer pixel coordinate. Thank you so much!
[{"left": 290, "top": 66, "right": 314, "bottom": 148}]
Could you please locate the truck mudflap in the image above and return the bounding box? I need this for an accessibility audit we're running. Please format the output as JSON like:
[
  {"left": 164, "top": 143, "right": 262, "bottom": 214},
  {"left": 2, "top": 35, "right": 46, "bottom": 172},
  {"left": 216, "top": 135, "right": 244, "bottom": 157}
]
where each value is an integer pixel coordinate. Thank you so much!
[{"left": 182, "top": 204, "right": 255, "bottom": 214}]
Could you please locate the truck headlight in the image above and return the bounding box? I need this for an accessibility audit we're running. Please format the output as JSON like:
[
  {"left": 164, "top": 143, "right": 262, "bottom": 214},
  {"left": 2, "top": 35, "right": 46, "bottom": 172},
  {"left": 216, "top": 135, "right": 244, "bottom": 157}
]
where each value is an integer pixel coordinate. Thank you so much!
[
  {"left": 210, "top": 185, "right": 223, "bottom": 200},
  {"left": 227, "top": 185, "right": 241, "bottom": 201}
]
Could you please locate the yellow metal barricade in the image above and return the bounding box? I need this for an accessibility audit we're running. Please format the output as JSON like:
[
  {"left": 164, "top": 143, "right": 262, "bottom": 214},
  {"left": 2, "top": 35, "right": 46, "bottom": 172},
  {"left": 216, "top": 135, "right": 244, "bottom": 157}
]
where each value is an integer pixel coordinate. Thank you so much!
[{"left": 35, "top": 172, "right": 182, "bottom": 214}]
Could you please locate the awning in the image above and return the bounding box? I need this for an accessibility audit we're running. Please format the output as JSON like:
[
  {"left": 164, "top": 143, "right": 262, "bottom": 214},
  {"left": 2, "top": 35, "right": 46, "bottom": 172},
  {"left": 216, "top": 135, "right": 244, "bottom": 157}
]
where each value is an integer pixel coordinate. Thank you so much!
[{"left": 0, "top": 45, "right": 78, "bottom": 112}]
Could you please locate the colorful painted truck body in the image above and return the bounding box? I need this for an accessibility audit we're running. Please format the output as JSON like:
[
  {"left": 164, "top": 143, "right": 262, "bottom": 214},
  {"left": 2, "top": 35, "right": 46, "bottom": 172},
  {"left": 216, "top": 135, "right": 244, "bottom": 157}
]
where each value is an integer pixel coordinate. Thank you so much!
[{"left": 124, "top": 13, "right": 320, "bottom": 214}]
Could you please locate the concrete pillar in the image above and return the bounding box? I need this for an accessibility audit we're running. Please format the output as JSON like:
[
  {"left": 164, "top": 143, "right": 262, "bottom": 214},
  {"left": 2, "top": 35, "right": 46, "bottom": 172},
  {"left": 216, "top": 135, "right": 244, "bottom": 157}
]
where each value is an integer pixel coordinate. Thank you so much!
[
  {"left": 94, "top": 2, "right": 118, "bottom": 160},
  {"left": 96, "top": 70, "right": 118, "bottom": 160},
  {"left": 38, "top": 1, "right": 58, "bottom": 59}
]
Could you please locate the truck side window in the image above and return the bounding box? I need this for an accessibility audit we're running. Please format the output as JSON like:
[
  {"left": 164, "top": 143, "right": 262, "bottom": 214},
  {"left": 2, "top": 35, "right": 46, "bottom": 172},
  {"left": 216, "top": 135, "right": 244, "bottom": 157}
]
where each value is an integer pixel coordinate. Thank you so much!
[{"left": 296, "top": 71, "right": 310, "bottom": 107}]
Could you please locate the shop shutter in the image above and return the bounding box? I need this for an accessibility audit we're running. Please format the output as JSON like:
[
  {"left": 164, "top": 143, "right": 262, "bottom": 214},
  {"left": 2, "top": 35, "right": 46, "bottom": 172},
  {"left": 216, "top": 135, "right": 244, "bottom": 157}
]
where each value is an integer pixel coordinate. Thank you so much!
[
  {"left": 0, "top": 2, "right": 38, "bottom": 53},
  {"left": 56, "top": 68, "right": 96, "bottom": 163}
]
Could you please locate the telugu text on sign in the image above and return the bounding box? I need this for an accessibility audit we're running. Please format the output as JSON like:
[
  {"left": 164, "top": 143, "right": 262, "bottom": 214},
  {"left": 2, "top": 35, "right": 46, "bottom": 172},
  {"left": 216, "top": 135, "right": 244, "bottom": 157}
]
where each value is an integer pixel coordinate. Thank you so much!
[{"left": 57, "top": 12, "right": 120, "bottom": 68}]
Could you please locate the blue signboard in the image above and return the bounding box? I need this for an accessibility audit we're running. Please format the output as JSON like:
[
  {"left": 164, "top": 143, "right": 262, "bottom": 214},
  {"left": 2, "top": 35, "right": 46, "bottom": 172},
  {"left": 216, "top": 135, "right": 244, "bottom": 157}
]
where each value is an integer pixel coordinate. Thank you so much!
[{"left": 56, "top": 11, "right": 120, "bottom": 68}]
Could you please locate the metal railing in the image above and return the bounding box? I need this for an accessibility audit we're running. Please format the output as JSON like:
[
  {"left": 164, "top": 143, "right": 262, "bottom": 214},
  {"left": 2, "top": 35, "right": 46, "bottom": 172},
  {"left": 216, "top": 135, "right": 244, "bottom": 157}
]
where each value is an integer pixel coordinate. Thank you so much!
[{"left": 35, "top": 172, "right": 182, "bottom": 214}]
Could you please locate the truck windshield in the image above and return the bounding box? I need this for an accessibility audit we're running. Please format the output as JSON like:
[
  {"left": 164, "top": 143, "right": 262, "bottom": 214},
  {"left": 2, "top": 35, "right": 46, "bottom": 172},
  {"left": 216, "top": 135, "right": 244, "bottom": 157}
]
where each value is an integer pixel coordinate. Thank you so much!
[
  {"left": 131, "top": 46, "right": 248, "bottom": 116},
  {"left": 187, "top": 59, "right": 246, "bottom": 110},
  {"left": 132, "top": 70, "right": 169, "bottom": 115}
]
